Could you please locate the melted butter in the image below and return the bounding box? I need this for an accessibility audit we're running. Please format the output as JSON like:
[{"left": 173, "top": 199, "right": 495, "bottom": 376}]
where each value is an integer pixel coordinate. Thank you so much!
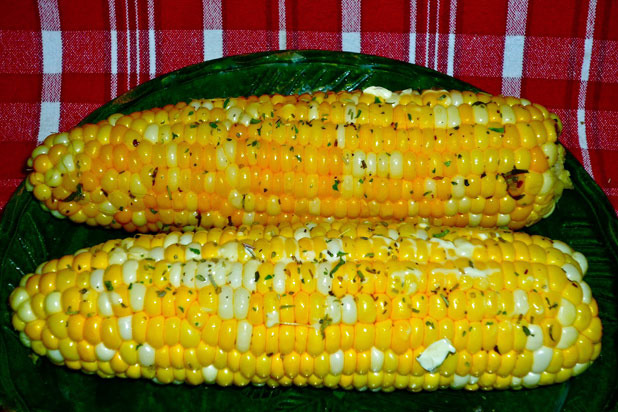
[{"left": 416, "top": 338, "right": 456, "bottom": 372}]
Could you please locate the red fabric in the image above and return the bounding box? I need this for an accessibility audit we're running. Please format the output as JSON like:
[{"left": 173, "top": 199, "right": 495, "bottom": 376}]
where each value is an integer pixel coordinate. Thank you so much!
[{"left": 1, "top": 0, "right": 617, "bottom": 215}]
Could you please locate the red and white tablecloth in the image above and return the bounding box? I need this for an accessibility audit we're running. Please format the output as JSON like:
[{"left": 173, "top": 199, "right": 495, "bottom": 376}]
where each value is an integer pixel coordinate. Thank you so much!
[{"left": 1, "top": 0, "right": 617, "bottom": 215}]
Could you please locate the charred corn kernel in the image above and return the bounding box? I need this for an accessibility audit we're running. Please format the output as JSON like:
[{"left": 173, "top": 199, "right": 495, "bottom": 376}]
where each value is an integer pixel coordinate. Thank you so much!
[
  {"left": 28, "top": 89, "right": 570, "bottom": 231},
  {"left": 9, "top": 222, "right": 599, "bottom": 390}
]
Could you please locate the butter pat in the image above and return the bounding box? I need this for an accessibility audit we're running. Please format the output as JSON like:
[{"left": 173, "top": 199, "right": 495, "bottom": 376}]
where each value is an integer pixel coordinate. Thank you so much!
[
  {"left": 362, "top": 86, "right": 393, "bottom": 100},
  {"left": 416, "top": 338, "right": 456, "bottom": 372}
]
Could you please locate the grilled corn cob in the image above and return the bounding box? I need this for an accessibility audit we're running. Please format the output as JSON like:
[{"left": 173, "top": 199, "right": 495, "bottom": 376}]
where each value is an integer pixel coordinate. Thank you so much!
[
  {"left": 26, "top": 88, "right": 571, "bottom": 232},
  {"left": 9, "top": 222, "right": 600, "bottom": 391}
]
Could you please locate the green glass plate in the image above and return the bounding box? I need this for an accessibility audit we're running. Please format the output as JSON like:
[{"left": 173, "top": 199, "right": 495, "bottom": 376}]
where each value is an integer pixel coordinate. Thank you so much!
[{"left": 0, "top": 50, "right": 616, "bottom": 412}]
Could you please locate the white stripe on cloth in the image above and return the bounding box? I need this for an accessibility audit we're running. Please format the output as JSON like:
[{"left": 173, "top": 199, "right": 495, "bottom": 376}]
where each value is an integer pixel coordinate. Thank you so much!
[
  {"left": 279, "top": 0, "right": 286, "bottom": 50},
  {"left": 447, "top": 0, "right": 458, "bottom": 76},
  {"left": 425, "top": 1, "right": 430, "bottom": 66},
  {"left": 408, "top": 0, "right": 417, "bottom": 63},
  {"left": 37, "top": 0, "right": 62, "bottom": 143},
  {"left": 578, "top": 0, "right": 598, "bottom": 177},
  {"left": 148, "top": 0, "right": 156, "bottom": 79},
  {"left": 434, "top": 0, "right": 440, "bottom": 70},
  {"left": 124, "top": 0, "right": 131, "bottom": 90},
  {"left": 134, "top": 0, "right": 140, "bottom": 84},
  {"left": 341, "top": 0, "right": 360, "bottom": 53},
  {"left": 501, "top": 0, "right": 529, "bottom": 97},
  {"left": 203, "top": 0, "right": 223, "bottom": 61},
  {"left": 108, "top": 0, "right": 118, "bottom": 99}
]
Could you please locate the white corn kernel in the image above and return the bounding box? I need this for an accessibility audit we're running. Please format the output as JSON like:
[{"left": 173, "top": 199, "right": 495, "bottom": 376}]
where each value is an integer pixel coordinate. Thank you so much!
[
  {"left": 9, "top": 288, "right": 29, "bottom": 311},
  {"left": 513, "top": 289, "right": 529, "bottom": 316},
  {"left": 138, "top": 343, "right": 155, "bottom": 366},
  {"left": 48, "top": 349, "right": 65, "bottom": 364},
  {"left": 118, "top": 315, "right": 133, "bottom": 340},
  {"left": 218, "top": 286, "right": 234, "bottom": 320},
  {"left": 524, "top": 324, "right": 543, "bottom": 351},
  {"left": 234, "top": 288, "right": 250, "bottom": 319},
  {"left": 17, "top": 301, "right": 37, "bottom": 322},
  {"left": 341, "top": 295, "right": 357, "bottom": 324},
  {"left": 532, "top": 346, "right": 553, "bottom": 373},
  {"left": 562, "top": 263, "right": 582, "bottom": 282},
  {"left": 330, "top": 350, "right": 344, "bottom": 375},
  {"left": 202, "top": 365, "right": 218, "bottom": 383},
  {"left": 129, "top": 283, "right": 147, "bottom": 311},
  {"left": 324, "top": 295, "right": 342, "bottom": 325},
  {"left": 236, "top": 320, "right": 253, "bottom": 353},
  {"left": 557, "top": 298, "right": 576, "bottom": 326},
  {"left": 144, "top": 124, "right": 159, "bottom": 143},
  {"left": 556, "top": 326, "right": 578, "bottom": 349},
  {"left": 90, "top": 269, "right": 105, "bottom": 292},
  {"left": 370, "top": 347, "right": 384, "bottom": 372},
  {"left": 97, "top": 292, "right": 113, "bottom": 317}
]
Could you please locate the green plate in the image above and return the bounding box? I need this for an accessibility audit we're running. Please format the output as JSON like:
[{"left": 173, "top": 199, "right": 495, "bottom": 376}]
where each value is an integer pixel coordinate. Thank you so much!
[{"left": 1, "top": 51, "right": 616, "bottom": 412}]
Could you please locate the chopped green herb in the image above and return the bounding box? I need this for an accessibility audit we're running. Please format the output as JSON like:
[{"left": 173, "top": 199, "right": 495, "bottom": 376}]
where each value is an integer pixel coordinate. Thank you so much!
[
  {"left": 522, "top": 325, "right": 533, "bottom": 337},
  {"left": 196, "top": 274, "right": 206, "bottom": 282},
  {"left": 488, "top": 127, "right": 505, "bottom": 133},
  {"left": 319, "top": 314, "right": 333, "bottom": 338},
  {"left": 444, "top": 160, "right": 451, "bottom": 167},
  {"left": 63, "top": 183, "right": 84, "bottom": 202},
  {"left": 329, "top": 258, "right": 346, "bottom": 277},
  {"left": 149, "top": 208, "right": 158, "bottom": 214},
  {"left": 332, "top": 178, "right": 340, "bottom": 191},
  {"left": 223, "top": 97, "right": 231, "bottom": 108},
  {"left": 104, "top": 281, "right": 114, "bottom": 291},
  {"left": 264, "top": 274, "right": 274, "bottom": 281},
  {"left": 440, "top": 294, "right": 449, "bottom": 307},
  {"left": 166, "top": 185, "right": 172, "bottom": 200},
  {"left": 356, "top": 270, "right": 365, "bottom": 282},
  {"left": 432, "top": 229, "right": 450, "bottom": 238},
  {"left": 249, "top": 118, "right": 261, "bottom": 124},
  {"left": 157, "top": 290, "right": 166, "bottom": 298},
  {"left": 189, "top": 247, "right": 201, "bottom": 255},
  {"left": 209, "top": 121, "right": 218, "bottom": 128},
  {"left": 374, "top": 96, "right": 381, "bottom": 104}
]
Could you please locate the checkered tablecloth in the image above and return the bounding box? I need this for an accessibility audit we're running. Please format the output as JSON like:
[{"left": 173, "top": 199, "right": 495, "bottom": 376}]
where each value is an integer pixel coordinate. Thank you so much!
[{"left": 1, "top": 0, "right": 616, "bottom": 216}]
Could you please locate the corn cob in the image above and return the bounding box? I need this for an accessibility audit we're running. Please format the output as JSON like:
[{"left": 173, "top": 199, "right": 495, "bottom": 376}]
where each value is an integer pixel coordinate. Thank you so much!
[
  {"left": 9, "top": 222, "right": 600, "bottom": 391},
  {"left": 26, "top": 88, "right": 572, "bottom": 232}
]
